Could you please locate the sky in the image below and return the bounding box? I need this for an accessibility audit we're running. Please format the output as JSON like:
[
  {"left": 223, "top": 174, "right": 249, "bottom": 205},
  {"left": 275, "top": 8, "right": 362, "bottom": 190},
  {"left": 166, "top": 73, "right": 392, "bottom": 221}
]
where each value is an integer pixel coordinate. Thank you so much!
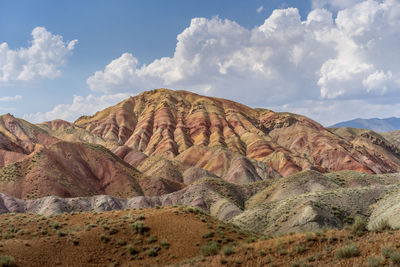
[{"left": 0, "top": 0, "right": 399, "bottom": 126}]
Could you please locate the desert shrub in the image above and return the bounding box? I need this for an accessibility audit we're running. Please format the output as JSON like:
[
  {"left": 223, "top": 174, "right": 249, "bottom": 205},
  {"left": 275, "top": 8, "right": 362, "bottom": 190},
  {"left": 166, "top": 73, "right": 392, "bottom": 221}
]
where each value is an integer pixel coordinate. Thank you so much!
[
  {"left": 0, "top": 255, "right": 16, "bottom": 267},
  {"left": 201, "top": 241, "right": 219, "bottom": 256},
  {"left": 117, "top": 240, "right": 127, "bottom": 246},
  {"left": 131, "top": 222, "right": 149, "bottom": 234},
  {"left": 222, "top": 245, "right": 235, "bottom": 256},
  {"left": 390, "top": 251, "right": 400, "bottom": 265},
  {"left": 100, "top": 234, "right": 110, "bottom": 243},
  {"left": 294, "top": 243, "right": 306, "bottom": 254},
  {"left": 160, "top": 240, "right": 169, "bottom": 249},
  {"left": 57, "top": 230, "right": 66, "bottom": 237},
  {"left": 108, "top": 228, "right": 118, "bottom": 235},
  {"left": 147, "top": 247, "right": 158, "bottom": 257},
  {"left": 149, "top": 235, "right": 157, "bottom": 243},
  {"left": 290, "top": 260, "right": 307, "bottom": 267},
  {"left": 381, "top": 243, "right": 394, "bottom": 258},
  {"left": 366, "top": 256, "right": 385, "bottom": 267},
  {"left": 136, "top": 215, "right": 145, "bottom": 220},
  {"left": 245, "top": 236, "right": 257, "bottom": 243},
  {"left": 126, "top": 245, "right": 138, "bottom": 255},
  {"left": 202, "top": 232, "right": 214, "bottom": 238},
  {"left": 335, "top": 244, "right": 359, "bottom": 258},
  {"left": 305, "top": 232, "right": 316, "bottom": 242},
  {"left": 350, "top": 216, "right": 367, "bottom": 236}
]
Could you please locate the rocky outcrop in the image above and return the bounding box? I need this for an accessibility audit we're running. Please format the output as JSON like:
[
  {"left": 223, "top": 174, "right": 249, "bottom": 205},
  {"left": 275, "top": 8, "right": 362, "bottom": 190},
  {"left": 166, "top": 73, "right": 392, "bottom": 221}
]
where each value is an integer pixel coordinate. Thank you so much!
[{"left": 75, "top": 89, "right": 400, "bottom": 177}]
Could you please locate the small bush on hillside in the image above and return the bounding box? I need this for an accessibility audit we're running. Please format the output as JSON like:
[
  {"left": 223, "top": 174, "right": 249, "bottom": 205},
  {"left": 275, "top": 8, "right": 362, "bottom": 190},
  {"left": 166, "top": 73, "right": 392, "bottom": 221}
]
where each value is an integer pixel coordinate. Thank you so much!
[
  {"left": 366, "top": 256, "right": 385, "bottom": 267},
  {"left": 305, "top": 232, "right": 316, "bottom": 242},
  {"left": 147, "top": 247, "right": 159, "bottom": 257},
  {"left": 0, "top": 255, "right": 16, "bottom": 267},
  {"left": 294, "top": 243, "right": 306, "bottom": 254},
  {"left": 201, "top": 241, "right": 219, "bottom": 256},
  {"left": 202, "top": 232, "right": 214, "bottom": 238},
  {"left": 126, "top": 245, "right": 138, "bottom": 255},
  {"left": 290, "top": 260, "right": 307, "bottom": 267},
  {"left": 160, "top": 240, "right": 169, "bottom": 249},
  {"left": 100, "top": 234, "right": 110, "bottom": 243},
  {"left": 381, "top": 243, "right": 394, "bottom": 258},
  {"left": 350, "top": 216, "right": 367, "bottom": 236},
  {"left": 117, "top": 240, "right": 127, "bottom": 246},
  {"left": 220, "top": 258, "right": 228, "bottom": 264},
  {"left": 136, "top": 215, "right": 145, "bottom": 220},
  {"left": 222, "top": 245, "right": 235, "bottom": 256},
  {"left": 335, "top": 244, "right": 360, "bottom": 259},
  {"left": 390, "top": 251, "right": 400, "bottom": 265},
  {"left": 131, "top": 222, "right": 149, "bottom": 234}
]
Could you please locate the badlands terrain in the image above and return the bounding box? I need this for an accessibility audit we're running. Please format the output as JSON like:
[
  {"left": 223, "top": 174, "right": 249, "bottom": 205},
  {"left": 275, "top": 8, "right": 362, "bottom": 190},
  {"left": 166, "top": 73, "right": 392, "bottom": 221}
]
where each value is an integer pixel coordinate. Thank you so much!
[{"left": 2, "top": 89, "right": 400, "bottom": 266}]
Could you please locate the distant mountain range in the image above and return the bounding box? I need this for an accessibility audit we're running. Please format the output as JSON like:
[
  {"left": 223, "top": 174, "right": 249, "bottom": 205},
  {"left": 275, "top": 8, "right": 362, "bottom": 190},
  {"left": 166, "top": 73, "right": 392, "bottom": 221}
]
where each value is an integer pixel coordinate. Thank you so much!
[{"left": 330, "top": 117, "right": 400, "bottom": 132}]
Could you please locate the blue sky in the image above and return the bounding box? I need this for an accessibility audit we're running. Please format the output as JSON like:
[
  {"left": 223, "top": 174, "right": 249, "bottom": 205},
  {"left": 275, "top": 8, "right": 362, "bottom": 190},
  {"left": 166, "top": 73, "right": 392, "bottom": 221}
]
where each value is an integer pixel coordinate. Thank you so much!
[{"left": 1, "top": 0, "right": 399, "bottom": 125}]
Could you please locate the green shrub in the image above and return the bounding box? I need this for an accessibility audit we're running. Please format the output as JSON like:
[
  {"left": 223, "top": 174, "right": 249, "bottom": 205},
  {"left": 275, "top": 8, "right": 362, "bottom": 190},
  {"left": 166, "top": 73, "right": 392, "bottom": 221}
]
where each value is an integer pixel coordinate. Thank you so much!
[
  {"left": 294, "top": 243, "right": 306, "bottom": 254},
  {"left": 147, "top": 248, "right": 158, "bottom": 257},
  {"left": 126, "top": 245, "right": 138, "bottom": 255},
  {"left": 390, "top": 251, "right": 400, "bottom": 265},
  {"left": 381, "top": 244, "right": 394, "bottom": 258},
  {"left": 136, "top": 215, "right": 145, "bottom": 220},
  {"left": 100, "top": 234, "right": 110, "bottom": 243},
  {"left": 222, "top": 245, "right": 235, "bottom": 256},
  {"left": 108, "top": 228, "right": 118, "bottom": 235},
  {"left": 366, "top": 256, "right": 384, "bottom": 267},
  {"left": 202, "top": 232, "right": 214, "bottom": 238},
  {"left": 160, "top": 240, "right": 169, "bottom": 249},
  {"left": 0, "top": 255, "right": 16, "bottom": 267},
  {"left": 350, "top": 216, "right": 367, "bottom": 236},
  {"left": 117, "top": 240, "right": 127, "bottom": 246},
  {"left": 290, "top": 260, "right": 307, "bottom": 267},
  {"left": 131, "top": 222, "right": 149, "bottom": 234},
  {"left": 201, "top": 241, "right": 219, "bottom": 256},
  {"left": 335, "top": 244, "right": 360, "bottom": 259}
]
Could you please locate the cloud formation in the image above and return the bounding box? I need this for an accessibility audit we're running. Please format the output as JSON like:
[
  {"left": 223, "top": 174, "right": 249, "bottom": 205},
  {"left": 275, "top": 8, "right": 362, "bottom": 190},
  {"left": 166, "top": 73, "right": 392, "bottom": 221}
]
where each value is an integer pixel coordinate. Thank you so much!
[
  {"left": 257, "top": 6, "right": 264, "bottom": 13},
  {"left": 24, "top": 93, "right": 130, "bottom": 123},
  {"left": 0, "top": 27, "right": 77, "bottom": 84},
  {"left": 16, "top": 0, "right": 382, "bottom": 125},
  {"left": 0, "top": 95, "right": 22, "bottom": 101},
  {"left": 87, "top": 0, "right": 399, "bottom": 116},
  {"left": 311, "top": 0, "right": 366, "bottom": 10}
]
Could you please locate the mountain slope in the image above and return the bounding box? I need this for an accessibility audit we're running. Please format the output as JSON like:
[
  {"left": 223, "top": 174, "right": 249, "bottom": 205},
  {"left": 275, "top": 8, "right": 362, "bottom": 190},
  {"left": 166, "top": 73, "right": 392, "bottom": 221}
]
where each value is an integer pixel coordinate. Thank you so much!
[
  {"left": 0, "top": 141, "right": 162, "bottom": 199},
  {"left": 75, "top": 89, "right": 400, "bottom": 176},
  {"left": 0, "top": 114, "right": 59, "bottom": 168},
  {"left": 330, "top": 117, "right": 400, "bottom": 132}
]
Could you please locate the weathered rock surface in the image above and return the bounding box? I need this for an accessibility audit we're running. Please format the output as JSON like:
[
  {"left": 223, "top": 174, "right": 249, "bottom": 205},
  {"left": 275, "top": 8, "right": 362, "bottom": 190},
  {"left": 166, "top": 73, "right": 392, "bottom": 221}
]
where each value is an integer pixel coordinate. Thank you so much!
[
  {"left": 368, "top": 186, "right": 400, "bottom": 230},
  {"left": 0, "top": 141, "right": 146, "bottom": 199},
  {"left": 75, "top": 89, "right": 400, "bottom": 177},
  {"left": 232, "top": 185, "right": 392, "bottom": 235}
]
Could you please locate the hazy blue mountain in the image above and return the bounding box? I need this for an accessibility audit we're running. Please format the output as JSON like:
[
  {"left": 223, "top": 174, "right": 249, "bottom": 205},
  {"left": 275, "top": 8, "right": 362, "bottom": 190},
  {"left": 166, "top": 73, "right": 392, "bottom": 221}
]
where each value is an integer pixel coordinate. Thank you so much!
[{"left": 330, "top": 117, "right": 400, "bottom": 132}]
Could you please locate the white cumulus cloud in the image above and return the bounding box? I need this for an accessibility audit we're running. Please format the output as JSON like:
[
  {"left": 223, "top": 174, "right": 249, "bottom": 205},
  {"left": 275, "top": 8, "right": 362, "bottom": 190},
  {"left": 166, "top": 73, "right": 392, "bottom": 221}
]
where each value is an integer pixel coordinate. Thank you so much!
[
  {"left": 0, "top": 95, "right": 22, "bottom": 101},
  {"left": 0, "top": 27, "right": 77, "bottom": 84},
  {"left": 257, "top": 6, "right": 264, "bottom": 13},
  {"left": 311, "top": 0, "right": 366, "bottom": 10},
  {"left": 19, "top": 0, "right": 382, "bottom": 125}
]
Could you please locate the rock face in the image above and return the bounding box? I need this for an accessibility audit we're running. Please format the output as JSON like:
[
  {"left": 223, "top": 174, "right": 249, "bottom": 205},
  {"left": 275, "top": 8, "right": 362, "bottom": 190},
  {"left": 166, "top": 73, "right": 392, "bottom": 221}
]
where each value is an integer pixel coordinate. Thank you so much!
[
  {"left": 368, "top": 186, "right": 400, "bottom": 230},
  {"left": 2, "top": 89, "right": 400, "bottom": 236},
  {"left": 0, "top": 141, "right": 150, "bottom": 199},
  {"left": 0, "top": 114, "right": 59, "bottom": 168},
  {"left": 75, "top": 89, "right": 400, "bottom": 177}
]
